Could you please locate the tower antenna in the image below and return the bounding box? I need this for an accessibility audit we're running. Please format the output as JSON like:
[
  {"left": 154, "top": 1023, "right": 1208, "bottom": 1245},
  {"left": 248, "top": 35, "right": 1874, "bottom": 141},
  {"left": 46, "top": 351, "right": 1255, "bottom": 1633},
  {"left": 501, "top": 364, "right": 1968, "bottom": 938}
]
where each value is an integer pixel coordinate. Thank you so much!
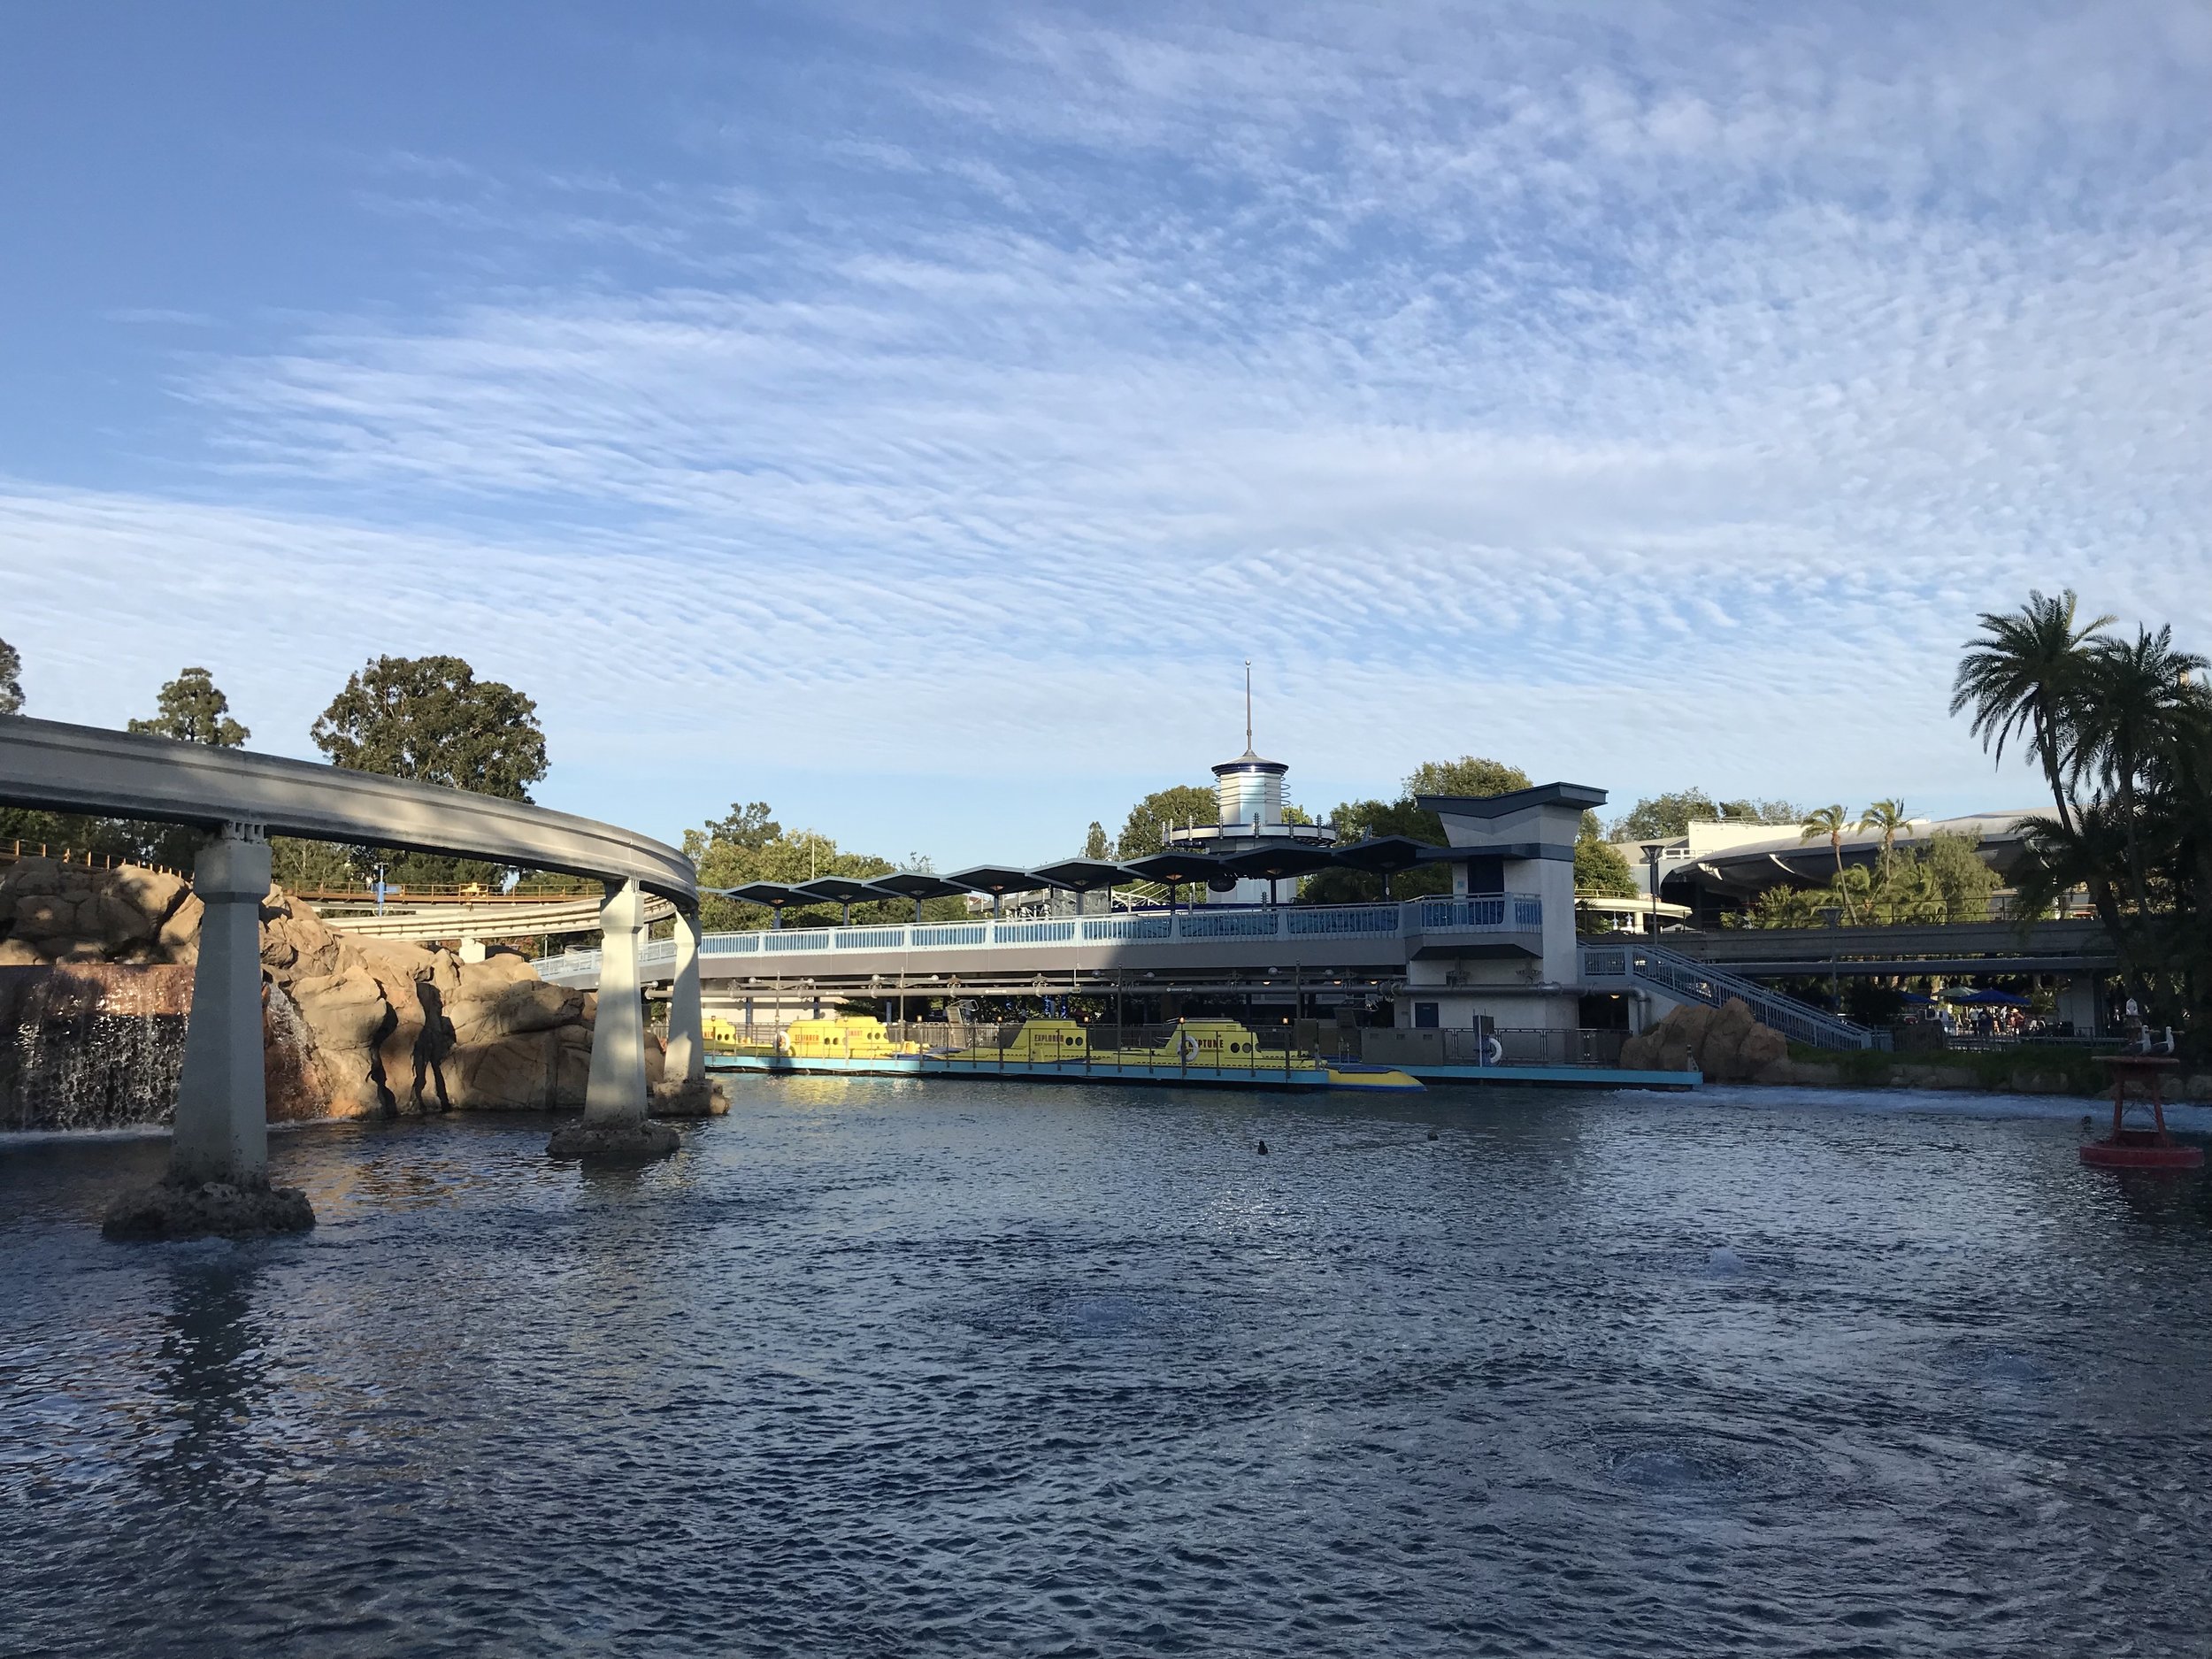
[{"left": 1244, "top": 659, "right": 1253, "bottom": 752}]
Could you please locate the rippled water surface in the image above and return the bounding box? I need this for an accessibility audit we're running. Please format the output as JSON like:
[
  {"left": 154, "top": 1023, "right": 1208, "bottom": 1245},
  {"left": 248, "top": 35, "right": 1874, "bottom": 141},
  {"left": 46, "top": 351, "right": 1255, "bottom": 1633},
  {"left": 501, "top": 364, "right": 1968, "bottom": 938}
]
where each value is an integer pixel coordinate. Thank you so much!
[{"left": 5, "top": 1081, "right": 2212, "bottom": 1656}]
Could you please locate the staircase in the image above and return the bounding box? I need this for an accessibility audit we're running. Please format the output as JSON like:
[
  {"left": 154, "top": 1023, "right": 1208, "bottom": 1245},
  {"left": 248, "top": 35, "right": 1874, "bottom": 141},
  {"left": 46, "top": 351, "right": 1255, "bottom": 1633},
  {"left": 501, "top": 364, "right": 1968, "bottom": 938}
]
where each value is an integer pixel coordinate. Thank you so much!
[{"left": 1581, "top": 938, "right": 1889, "bottom": 1052}]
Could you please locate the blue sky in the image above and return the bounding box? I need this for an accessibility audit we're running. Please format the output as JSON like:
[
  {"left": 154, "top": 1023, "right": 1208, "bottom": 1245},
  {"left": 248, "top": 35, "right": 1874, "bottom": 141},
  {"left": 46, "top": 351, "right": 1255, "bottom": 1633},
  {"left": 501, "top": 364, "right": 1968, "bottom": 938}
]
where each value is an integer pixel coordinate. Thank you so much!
[{"left": 4, "top": 1, "right": 2209, "bottom": 864}]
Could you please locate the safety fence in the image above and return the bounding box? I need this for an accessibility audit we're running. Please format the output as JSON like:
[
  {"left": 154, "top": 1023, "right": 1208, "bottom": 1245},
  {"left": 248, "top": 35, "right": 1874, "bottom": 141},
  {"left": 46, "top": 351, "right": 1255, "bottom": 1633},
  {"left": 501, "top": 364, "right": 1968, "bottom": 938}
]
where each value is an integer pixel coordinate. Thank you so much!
[{"left": 3, "top": 841, "right": 183, "bottom": 878}]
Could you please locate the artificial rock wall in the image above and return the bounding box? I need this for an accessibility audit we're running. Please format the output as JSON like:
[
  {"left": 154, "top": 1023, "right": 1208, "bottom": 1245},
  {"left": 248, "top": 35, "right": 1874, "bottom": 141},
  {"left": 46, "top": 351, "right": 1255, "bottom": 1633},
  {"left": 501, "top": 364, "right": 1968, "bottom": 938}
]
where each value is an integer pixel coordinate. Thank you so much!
[{"left": 0, "top": 857, "right": 661, "bottom": 1130}]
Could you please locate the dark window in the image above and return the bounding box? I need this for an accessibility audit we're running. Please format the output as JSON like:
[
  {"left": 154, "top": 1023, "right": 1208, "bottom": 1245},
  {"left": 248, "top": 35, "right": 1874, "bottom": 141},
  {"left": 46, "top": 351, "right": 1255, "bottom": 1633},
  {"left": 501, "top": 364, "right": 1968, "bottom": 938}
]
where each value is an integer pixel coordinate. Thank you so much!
[{"left": 1414, "top": 1002, "right": 1440, "bottom": 1028}]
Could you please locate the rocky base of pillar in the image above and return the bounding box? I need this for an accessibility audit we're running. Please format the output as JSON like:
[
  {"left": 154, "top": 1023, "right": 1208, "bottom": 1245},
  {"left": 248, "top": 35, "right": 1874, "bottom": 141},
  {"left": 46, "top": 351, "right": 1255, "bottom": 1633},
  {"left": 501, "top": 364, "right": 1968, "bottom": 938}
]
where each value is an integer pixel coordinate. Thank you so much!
[
  {"left": 649, "top": 1077, "right": 728, "bottom": 1118},
  {"left": 102, "top": 1175, "right": 317, "bottom": 1241},
  {"left": 546, "top": 1117, "right": 682, "bottom": 1162}
]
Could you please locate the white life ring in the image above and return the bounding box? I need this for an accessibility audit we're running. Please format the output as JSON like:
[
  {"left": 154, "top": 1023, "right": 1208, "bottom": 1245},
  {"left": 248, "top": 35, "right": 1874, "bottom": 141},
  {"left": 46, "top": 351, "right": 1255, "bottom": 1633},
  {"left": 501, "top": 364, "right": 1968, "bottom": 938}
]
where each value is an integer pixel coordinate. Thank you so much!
[
  {"left": 1175, "top": 1029, "right": 1201, "bottom": 1064},
  {"left": 1482, "top": 1035, "right": 1504, "bottom": 1066}
]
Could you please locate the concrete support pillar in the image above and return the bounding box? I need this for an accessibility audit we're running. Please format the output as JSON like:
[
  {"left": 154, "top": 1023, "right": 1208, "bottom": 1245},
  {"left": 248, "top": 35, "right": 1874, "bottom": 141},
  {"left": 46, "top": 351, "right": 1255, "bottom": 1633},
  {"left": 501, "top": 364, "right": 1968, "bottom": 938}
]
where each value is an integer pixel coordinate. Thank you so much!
[
  {"left": 2058, "top": 973, "right": 2102, "bottom": 1039},
  {"left": 173, "top": 826, "right": 274, "bottom": 1185},
  {"left": 552, "top": 878, "right": 680, "bottom": 1160},
  {"left": 583, "top": 878, "right": 649, "bottom": 1125},
  {"left": 104, "top": 824, "right": 313, "bottom": 1239},
  {"left": 664, "top": 904, "right": 705, "bottom": 1089}
]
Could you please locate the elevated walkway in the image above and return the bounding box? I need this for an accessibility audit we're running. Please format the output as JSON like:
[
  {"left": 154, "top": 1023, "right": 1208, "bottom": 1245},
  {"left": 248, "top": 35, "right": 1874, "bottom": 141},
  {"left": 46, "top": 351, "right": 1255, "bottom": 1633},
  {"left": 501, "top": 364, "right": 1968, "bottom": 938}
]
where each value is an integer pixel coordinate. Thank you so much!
[
  {"left": 534, "top": 895, "right": 1546, "bottom": 992},
  {"left": 1580, "top": 938, "right": 1887, "bottom": 1051},
  {"left": 1655, "top": 918, "right": 2115, "bottom": 978}
]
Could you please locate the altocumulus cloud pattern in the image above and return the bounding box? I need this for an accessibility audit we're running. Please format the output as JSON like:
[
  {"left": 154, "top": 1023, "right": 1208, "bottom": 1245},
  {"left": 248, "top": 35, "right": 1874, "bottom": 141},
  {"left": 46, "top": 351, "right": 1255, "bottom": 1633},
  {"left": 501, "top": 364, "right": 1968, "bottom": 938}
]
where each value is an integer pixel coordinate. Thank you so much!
[{"left": 3, "top": 0, "right": 2208, "bottom": 855}]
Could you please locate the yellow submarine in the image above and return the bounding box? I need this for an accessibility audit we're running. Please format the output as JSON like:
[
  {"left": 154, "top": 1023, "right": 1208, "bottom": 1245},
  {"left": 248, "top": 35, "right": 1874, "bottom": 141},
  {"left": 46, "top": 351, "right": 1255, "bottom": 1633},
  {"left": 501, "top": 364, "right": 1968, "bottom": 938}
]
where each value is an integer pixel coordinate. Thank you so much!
[
  {"left": 706, "top": 1014, "right": 921, "bottom": 1059},
  {"left": 703, "top": 1014, "right": 1420, "bottom": 1092}
]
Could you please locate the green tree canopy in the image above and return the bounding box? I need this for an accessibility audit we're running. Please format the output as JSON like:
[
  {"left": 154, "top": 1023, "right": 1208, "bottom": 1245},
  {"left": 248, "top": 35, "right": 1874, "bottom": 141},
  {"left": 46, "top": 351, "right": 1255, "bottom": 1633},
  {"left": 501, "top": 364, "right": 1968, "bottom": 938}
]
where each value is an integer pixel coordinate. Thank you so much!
[
  {"left": 310, "top": 655, "right": 549, "bottom": 888},
  {"left": 697, "top": 800, "right": 782, "bottom": 851},
  {"left": 312, "top": 655, "right": 548, "bottom": 800},
  {"left": 1575, "top": 831, "right": 1637, "bottom": 898},
  {"left": 1403, "top": 757, "right": 1532, "bottom": 799},
  {"left": 1609, "top": 788, "right": 1802, "bottom": 841},
  {"left": 0, "top": 640, "right": 217, "bottom": 866},
  {"left": 683, "top": 803, "right": 946, "bottom": 933},
  {"left": 1116, "top": 784, "right": 1220, "bottom": 859},
  {"left": 1739, "top": 830, "right": 1999, "bottom": 930},
  {"left": 1082, "top": 821, "right": 1112, "bottom": 859},
  {"left": 1302, "top": 757, "right": 1528, "bottom": 903},
  {"left": 128, "top": 666, "right": 249, "bottom": 748}
]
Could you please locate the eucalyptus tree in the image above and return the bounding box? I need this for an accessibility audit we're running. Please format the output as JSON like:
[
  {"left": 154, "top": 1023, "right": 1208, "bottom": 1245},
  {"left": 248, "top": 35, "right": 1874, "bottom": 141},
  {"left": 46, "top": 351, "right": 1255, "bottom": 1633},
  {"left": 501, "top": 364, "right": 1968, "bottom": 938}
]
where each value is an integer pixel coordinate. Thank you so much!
[
  {"left": 311, "top": 654, "right": 549, "bottom": 887},
  {"left": 129, "top": 667, "right": 249, "bottom": 748}
]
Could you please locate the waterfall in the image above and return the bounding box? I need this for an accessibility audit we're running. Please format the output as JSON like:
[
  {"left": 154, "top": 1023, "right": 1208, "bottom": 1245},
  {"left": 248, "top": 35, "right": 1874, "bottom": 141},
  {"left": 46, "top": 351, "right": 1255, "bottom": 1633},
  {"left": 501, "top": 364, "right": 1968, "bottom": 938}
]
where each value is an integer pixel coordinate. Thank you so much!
[{"left": 0, "top": 965, "right": 190, "bottom": 1132}]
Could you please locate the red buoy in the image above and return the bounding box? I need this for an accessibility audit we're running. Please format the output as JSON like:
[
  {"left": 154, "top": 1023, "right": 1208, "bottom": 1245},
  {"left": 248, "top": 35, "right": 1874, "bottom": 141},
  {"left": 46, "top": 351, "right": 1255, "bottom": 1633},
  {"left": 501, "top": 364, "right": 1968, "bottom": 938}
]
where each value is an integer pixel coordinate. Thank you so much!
[
  {"left": 2080, "top": 1133, "right": 2203, "bottom": 1171},
  {"left": 2081, "top": 1054, "right": 2201, "bottom": 1171}
]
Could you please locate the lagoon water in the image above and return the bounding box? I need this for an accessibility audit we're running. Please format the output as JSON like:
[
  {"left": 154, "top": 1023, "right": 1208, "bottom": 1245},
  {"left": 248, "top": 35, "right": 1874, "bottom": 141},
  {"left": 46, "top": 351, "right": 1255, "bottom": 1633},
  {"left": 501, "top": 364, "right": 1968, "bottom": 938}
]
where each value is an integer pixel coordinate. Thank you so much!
[{"left": 4, "top": 1080, "right": 2212, "bottom": 1656}]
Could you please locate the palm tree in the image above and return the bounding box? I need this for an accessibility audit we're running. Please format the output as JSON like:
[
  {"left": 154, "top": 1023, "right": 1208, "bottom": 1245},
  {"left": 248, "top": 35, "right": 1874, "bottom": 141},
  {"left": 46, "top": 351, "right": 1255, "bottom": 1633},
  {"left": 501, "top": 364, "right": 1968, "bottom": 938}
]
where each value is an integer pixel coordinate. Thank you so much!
[
  {"left": 1801, "top": 804, "right": 1855, "bottom": 921},
  {"left": 1860, "top": 799, "right": 1910, "bottom": 887},
  {"left": 2070, "top": 626, "right": 2208, "bottom": 918},
  {"left": 1949, "top": 589, "right": 2153, "bottom": 1004},
  {"left": 1949, "top": 589, "right": 2112, "bottom": 838}
]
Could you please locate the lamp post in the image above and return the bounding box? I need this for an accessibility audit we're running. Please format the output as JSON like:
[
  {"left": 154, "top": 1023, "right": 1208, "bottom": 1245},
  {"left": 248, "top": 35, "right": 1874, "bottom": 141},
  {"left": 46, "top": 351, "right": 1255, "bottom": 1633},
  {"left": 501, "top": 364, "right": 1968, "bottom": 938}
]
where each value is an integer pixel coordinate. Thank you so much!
[
  {"left": 1641, "top": 844, "right": 1663, "bottom": 939},
  {"left": 1818, "top": 904, "right": 1842, "bottom": 1014}
]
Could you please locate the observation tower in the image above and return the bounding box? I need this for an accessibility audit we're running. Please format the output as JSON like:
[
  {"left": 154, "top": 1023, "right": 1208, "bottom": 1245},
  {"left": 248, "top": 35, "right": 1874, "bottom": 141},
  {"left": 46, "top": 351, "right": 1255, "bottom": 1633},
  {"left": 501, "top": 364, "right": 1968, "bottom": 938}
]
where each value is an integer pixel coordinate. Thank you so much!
[{"left": 1164, "top": 664, "right": 1336, "bottom": 904}]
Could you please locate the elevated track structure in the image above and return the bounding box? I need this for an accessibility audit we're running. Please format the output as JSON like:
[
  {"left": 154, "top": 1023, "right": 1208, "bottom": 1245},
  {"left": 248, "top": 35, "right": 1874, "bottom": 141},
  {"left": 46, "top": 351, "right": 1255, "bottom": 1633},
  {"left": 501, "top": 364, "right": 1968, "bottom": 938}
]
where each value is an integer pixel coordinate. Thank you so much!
[{"left": 0, "top": 717, "right": 703, "bottom": 1222}]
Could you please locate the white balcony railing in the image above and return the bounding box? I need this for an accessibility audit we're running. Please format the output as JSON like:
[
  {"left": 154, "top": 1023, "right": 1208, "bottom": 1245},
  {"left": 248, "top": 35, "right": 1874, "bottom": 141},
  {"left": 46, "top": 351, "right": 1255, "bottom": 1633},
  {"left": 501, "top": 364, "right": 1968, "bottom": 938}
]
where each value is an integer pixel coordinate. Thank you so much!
[{"left": 532, "top": 895, "right": 1541, "bottom": 982}]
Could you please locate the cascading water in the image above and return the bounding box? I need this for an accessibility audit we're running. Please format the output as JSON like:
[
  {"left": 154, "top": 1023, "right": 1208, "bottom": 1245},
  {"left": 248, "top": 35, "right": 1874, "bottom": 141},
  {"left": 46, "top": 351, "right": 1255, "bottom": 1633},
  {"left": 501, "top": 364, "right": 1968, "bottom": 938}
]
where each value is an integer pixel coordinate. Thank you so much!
[{"left": 0, "top": 965, "right": 191, "bottom": 1132}]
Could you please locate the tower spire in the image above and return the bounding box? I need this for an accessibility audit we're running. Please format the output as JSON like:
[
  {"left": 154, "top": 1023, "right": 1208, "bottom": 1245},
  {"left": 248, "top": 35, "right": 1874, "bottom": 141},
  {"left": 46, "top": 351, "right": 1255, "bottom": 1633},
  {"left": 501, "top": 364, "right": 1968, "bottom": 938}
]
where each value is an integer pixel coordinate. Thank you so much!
[{"left": 1244, "top": 658, "right": 1253, "bottom": 753}]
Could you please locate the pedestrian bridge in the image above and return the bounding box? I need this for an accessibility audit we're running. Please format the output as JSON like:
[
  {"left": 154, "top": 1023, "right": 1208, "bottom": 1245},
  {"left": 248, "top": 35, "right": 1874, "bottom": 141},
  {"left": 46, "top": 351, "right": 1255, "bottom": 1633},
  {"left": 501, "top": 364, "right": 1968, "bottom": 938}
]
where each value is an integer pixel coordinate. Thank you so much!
[
  {"left": 534, "top": 895, "right": 1892, "bottom": 1051},
  {"left": 534, "top": 894, "right": 1548, "bottom": 991},
  {"left": 0, "top": 716, "right": 704, "bottom": 1217}
]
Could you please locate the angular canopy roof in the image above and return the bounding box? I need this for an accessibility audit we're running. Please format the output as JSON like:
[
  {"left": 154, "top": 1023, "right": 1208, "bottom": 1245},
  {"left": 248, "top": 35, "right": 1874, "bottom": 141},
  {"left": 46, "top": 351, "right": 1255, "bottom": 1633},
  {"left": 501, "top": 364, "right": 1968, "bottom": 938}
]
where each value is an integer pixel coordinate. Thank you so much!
[
  {"left": 1122, "top": 850, "right": 1231, "bottom": 887},
  {"left": 717, "top": 881, "right": 809, "bottom": 907},
  {"left": 1219, "top": 843, "right": 1339, "bottom": 879},
  {"left": 948, "top": 864, "right": 1037, "bottom": 895},
  {"left": 1415, "top": 781, "right": 1607, "bottom": 818},
  {"left": 867, "top": 871, "right": 971, "bottom": 901},
  {"left": 1030, "top": 857, "right": 1131, "bottom": 890},
  {"left": 794, "top": 876, "right": 883, "bottom": 904},
  {"left": 1331, "top": 834, "right": 1430, "bottom": 874}
]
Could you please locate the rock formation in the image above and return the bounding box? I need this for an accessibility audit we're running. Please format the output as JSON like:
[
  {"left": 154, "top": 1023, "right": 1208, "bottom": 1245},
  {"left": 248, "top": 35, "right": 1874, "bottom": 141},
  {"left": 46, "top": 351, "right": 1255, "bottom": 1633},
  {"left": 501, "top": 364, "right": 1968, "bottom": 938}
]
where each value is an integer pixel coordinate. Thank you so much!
[
  {"left": 1619, "top": 997, "right": 1791, "bottom": 1083},
  {"left": 0, "top": 856, "right": 683, "bottom": 1127},
  {"left": 0, "top": 858, "right": 200, "bottom": 969}
]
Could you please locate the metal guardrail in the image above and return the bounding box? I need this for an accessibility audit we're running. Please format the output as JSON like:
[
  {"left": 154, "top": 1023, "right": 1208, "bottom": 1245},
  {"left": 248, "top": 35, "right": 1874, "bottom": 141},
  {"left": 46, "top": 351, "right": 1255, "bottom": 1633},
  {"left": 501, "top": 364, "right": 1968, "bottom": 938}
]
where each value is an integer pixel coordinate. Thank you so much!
[
  {"left": 1417, "top": 896, "right": 1544, "bottom": 931},
  {"left": 4, "top": 841, "right": 186, "bottom": 878},
  {"left": 534, "top": 895, "right": 1541, "bottom": 982},
  {"left": 1581, "top": 940, "right": 1888, "bottom": 1052}
]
